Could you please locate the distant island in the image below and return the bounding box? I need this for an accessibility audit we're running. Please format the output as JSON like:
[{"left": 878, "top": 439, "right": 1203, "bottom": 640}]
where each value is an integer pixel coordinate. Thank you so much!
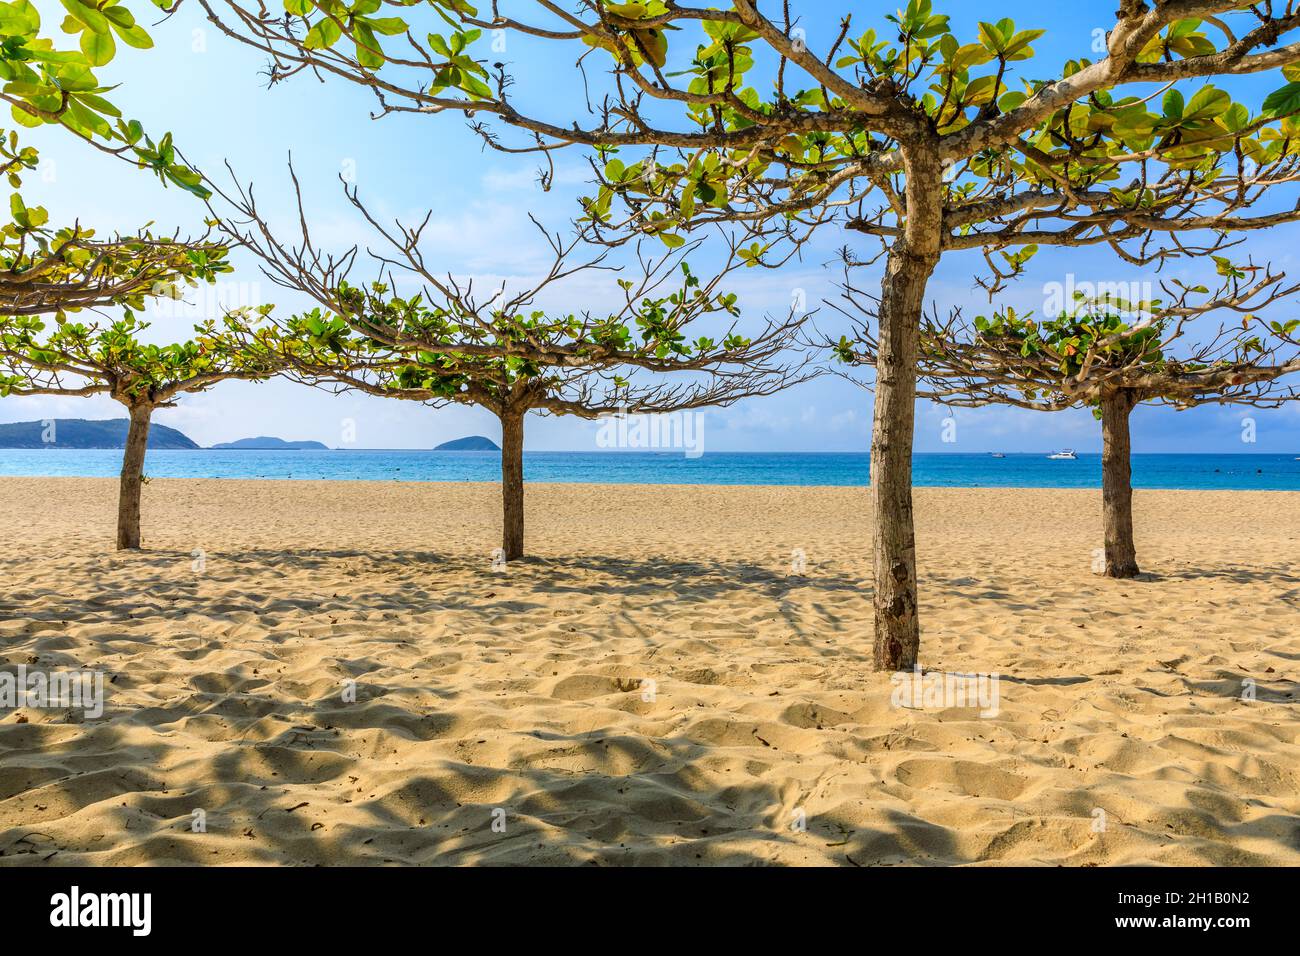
[
  {"left": 434, "top": 435, "right": 500, "bottom": 451},
  {"left": 0, "top": 421, "right": 499, "bottom": 452},
  {"left": 211, "top": 436, "right": 329, "bottom": 450},
  {"left": 0, "top": 418, "right": 198, "bottom": 449}
]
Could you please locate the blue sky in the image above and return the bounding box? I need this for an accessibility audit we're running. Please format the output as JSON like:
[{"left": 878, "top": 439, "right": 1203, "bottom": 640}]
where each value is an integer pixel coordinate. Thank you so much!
[{"left": 5, "top": 0, "right": 1300, "bottom": 453}]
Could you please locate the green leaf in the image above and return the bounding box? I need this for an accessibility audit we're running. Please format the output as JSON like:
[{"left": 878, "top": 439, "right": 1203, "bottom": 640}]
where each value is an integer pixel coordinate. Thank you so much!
[
  {"left": 9, "top": 103, "right": 43, "bottom": 128},
  {"left": 1162, "top": 88, "right": 1184, "bottom": 119},
  {"left": 304, "top": 18, "right": 343, "bottom": 50},
  {"left": 1183, "top": 85, "right": 1229, "bottom": 121},
  {"left": 103, "top": 6, "right": 136, "bottom": 29},
  {"left": 74, "top": 92, "right": 121, "bottom": 118},
  {"left": 1263, "top": 82, "right": 1300, "bottom": 117},
  {"left": 64, "top": 96, "right": 112, "bottom": 138},
  {"left": 59, "top": 0, "right": 109, "bottom": 35},
  {"left": 460, "top": 72, "right": 491, "bottom": 99},
  {"left": 367, "top": 17, "right": 408, "bottom": 36},
  {"left": 0, "top": 3, "right": 38, "bottom": 34},
  {"left": 110, "top": 21, "right": 153, "bottom": 50},
  {"left": 79, "top": 25, "right": 115, "bottom": 66},
  {"left": 353, "top": 21, "right": 384, "bottom": 68},
  {"left": 977, "top": 19, "right": 1013, "bottom": 54}
]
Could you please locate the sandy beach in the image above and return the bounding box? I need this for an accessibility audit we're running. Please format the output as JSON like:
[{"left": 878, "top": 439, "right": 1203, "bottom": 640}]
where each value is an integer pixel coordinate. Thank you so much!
[{"left": 0, "top": 477, "right": 1296, "bottom": 866}]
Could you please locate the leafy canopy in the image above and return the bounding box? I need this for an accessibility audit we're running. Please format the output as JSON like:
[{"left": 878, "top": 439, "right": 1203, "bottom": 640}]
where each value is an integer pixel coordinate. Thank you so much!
[
  {"left": 0, "top": 310, "right": 284, "bottom": 400},
  {"left": 0, "top": 0, "right": 207, "bottom": 194},
  {"left": 233, "top": 259, "right": 752, "bottom": 407},
  {"left": 0, "top": 126, "right": 229, "bottom": 319},
  {"left": 203, "top": 0, "right": 1300, "bottom": 269}
]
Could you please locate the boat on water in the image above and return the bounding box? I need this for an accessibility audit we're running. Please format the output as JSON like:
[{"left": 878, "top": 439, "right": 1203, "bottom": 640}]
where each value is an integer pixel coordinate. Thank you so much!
[
  {"left": 989, "top": 452, "right": 1006, "bottom": 458},
  {"left": 1047, "top": 449, "right": 1078, "bottom": 460}
]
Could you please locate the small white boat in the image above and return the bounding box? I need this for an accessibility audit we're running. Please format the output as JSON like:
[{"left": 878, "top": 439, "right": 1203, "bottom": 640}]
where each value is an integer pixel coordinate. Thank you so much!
[
  {"left": 1047, "top": 449, "right": 1078, "bottom": 460},
  {"left": 989, "top": 452, "right": 1006, "bottom": 458}
]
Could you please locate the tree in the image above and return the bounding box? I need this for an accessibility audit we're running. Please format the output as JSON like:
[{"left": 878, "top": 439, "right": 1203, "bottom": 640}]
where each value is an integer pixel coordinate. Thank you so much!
[
  {"left": 0, "top": 305, "right": 286, "bottom": 549},
  {"left": 0, "top": 0, "right": 235, "bottom": 550},
  {"left": 197, "top": 0, "right": 1300, "bottom": 669},
  {"left": 835, "top": 260, "right": 1300, "bottom": 577},
  {"left": 0, "top": 118, "right": 242, "bottom": 549},
  {"left": 218, "top": 186, "right": 811, "bottom": 560}
]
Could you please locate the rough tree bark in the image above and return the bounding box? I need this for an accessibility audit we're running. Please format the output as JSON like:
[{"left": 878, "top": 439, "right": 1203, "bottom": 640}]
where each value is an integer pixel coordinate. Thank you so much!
[
  {"left": 1100, "top": 389, "right": 1140, "bottom": 578},
  {"left": 117, "top": 402, "right": 153, "bottom": 550},
  {"left": 499, "top": 408, "right": 525, "bottom": 561},
  {"left": 870, "top": 145, "right": 943, "bottom": 672}
]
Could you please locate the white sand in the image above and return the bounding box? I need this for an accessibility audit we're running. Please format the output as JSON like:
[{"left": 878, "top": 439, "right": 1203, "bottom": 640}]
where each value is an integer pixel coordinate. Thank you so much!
[{"left": 0, "top": 478, "right": 1296, "bottom": 865}]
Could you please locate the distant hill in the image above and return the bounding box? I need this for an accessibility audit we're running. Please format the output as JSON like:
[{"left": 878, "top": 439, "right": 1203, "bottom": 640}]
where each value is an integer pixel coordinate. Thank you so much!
[
  {"left": 434, "top": 435, "right": 500, "bottom": 451},
  {"left": 0, "top": 418, "right": 199, "bottom": 449},
  {"left": 211, "top": 436, "right": 329, "bottom": 450}
]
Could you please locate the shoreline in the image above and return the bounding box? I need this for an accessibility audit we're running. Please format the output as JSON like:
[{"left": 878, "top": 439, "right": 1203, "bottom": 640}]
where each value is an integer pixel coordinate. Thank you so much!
[
  {"left": 2, "top": 474, "right": 1300, "bottom": 494},
  {"left": 2, "top": 447, "right": 1297, "bottom": 454}
]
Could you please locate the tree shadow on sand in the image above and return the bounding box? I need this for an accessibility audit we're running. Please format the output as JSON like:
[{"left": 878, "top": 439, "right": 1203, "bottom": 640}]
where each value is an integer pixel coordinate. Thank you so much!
[
  {"left": 0, "top": 547, "right": 874, "bottom": 664},
  {"left": 3, "top": 547, "right": 1298, "bottom": 865},
  {"left": 0, "top": 689, "right": 953, "bottom": 866}
]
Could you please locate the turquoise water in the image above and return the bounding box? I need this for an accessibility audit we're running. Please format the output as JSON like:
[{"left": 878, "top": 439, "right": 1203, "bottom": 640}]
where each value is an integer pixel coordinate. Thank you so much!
[{"left": 1, "top": 449, "right": 1299, "bottom": 490}]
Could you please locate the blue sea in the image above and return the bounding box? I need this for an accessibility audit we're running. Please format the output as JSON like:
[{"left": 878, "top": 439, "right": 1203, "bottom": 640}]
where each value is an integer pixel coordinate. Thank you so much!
[{"left": 1, "top": 449, "right": 1298, "bottom": 490}]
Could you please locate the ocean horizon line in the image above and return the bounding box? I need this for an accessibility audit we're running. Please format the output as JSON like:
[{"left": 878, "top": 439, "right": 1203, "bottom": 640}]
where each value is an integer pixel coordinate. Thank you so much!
[{"left": 7, "top": 447, "right": 1296, "bottom": 456}]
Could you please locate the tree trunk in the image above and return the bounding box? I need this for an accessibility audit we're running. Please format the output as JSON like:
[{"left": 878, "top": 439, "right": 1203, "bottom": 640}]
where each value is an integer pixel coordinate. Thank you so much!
[
  {"left": 500, "top": 409, "right": 525, "bottom": 561},
  {"left": 870, "top": 246, "right": 937, "bottom": 670},
  {"left": 117, "top": 403, "right": 153, "bottom": 550},
  {"left": 1100, "top": 390, "right": 1139, "bottom": 578},
  {"left": 869, "top": 145, "right": 944, "bottom": 672}
]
